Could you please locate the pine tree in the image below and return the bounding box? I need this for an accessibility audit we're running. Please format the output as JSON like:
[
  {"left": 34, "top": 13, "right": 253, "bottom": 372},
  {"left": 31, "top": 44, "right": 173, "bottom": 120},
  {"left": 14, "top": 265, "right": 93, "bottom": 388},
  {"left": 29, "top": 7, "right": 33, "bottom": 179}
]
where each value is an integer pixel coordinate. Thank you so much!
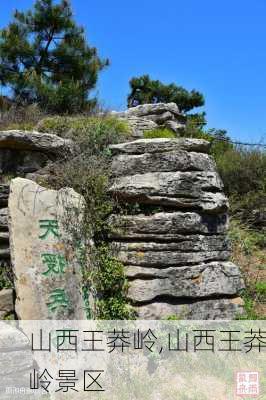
[
  {"left": 127, "top": 74, "right": 204, "bottom": 113},
  {"left": 0, "top": 0, "right": 109, "bottom": 113}
]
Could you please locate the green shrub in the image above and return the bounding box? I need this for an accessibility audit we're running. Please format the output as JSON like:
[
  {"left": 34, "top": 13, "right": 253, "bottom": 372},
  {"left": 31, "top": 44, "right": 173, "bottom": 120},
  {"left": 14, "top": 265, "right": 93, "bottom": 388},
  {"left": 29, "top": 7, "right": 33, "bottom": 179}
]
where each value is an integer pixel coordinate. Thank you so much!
[
  {"left": 215, "top": 147, "right": 266, "bottom": 195},
  {"left": 91, "top": 245, "right": 134, "bottom": 319},
  {"left": 37, "top": 114, "right": 130, "bottom": 136},
  {"left": 143, "top": 128, "right": 176, "bottom": 139},
  {"left": 215, "top": 147, "right": 266, "bottom": 223},
  {"left": 45, "top": 115, "right": 133, "bottom": 319},
  {"left": 229, "top": 219, "right": 266, "bottom": 254},
  {"left": 0, "top": 262, "right": 13, "bottom": 290},
  {"left": 255, "top": 282, "right": 266, "bottom": 302}
]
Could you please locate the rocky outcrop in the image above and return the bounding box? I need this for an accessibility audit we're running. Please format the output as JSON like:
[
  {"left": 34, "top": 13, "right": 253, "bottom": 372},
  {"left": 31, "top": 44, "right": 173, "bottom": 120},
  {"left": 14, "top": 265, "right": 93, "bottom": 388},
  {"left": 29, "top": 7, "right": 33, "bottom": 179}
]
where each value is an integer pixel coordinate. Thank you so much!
[
  {"left": 0, "top": 184, "right": 13, "bottom": 319},
  {"left": 108, "top": 138, "right": 244, "bottom": 319},
  {"left": 0, "top": 289, "right": 14, "bottom": 319},
  {"left": 112, "top": 103, "right": 186, "bottom": 138},
  {"left": 0, "top": 130, "right": 74, "bottom": 156},
  {"left": 0, "top": 129, "right": 76, "bottom": 320},
  {"left": 0, "top": 130, "right": 74, "bottom": 176}
]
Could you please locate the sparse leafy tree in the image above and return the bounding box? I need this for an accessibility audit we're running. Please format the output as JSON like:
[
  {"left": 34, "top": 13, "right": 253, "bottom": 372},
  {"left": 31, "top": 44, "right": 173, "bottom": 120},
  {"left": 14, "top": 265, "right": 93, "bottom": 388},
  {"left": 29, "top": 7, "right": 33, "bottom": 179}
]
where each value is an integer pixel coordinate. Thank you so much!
[{"left": 0, "top": 0, "right": 109, "bottom": 113}]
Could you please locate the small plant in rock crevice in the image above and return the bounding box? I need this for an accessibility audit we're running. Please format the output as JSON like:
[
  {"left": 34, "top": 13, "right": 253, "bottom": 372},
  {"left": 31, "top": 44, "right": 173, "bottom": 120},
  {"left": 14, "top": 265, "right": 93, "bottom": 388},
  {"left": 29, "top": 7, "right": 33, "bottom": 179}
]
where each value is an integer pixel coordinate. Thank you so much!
[{"left": 42, "top": 115, "right": 134, "bottom": 319}]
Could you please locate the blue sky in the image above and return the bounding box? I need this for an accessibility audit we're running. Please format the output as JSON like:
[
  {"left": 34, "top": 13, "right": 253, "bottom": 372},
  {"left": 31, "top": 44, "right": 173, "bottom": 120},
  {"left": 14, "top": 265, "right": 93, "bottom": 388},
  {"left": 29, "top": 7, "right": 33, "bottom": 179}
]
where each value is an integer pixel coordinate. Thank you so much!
[{"left": 1, "top": 0, "right": 266, "bottom": 142}]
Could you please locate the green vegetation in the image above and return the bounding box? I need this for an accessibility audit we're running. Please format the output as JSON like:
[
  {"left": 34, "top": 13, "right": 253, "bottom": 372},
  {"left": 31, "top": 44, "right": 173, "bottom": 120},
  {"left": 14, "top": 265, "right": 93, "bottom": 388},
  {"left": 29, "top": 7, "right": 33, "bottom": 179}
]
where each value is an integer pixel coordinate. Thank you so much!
[
  {"left": 43, "top": 114, "right": 133, "bottom": 319},
  {"left": 37, "top": 115, "right": 130, "bottom": 144},
  {"left": 215, "top": 147, "right": 266, "bottom": 225},
  {"left": 91, "top": 245, "right": 134, "bottom": 319},
  {"left": 0, "top": 262, "right": 13, "bottom": 290},
  {"left": 0, "top": 0, "right": 108, "bottom": 113},
  {"left": 127, "top": 74, "right": 204, "bottom": 114},
  {"left": 143, "top": 128, "right": 176, "bottom": 139},
  {"left": 0, "top": 103, "right": 44, "bottom": 131},
  {"left": 229, "top": 220, "right": 266, "bottom": 319}
]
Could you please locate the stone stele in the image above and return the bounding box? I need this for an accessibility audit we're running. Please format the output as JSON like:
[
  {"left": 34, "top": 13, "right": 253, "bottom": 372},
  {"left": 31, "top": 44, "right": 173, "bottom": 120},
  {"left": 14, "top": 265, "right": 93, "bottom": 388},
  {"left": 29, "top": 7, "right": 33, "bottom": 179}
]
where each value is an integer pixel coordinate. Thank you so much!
[{"left": 8, "top": 177, "right": 87, "bottom": 320}]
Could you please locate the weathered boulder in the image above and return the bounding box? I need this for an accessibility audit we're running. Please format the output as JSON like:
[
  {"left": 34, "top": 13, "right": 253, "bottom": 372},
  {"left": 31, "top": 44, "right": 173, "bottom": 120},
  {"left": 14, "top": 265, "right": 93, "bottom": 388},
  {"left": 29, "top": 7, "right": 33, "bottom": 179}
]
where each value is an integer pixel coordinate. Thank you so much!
[
  {"left": 127, "top": 261, "right": 244, "bottom": 303},
  {"left": 8, "top": 177, "right": 87, "bottom": 320},
  {"left": 112, "top": 103, "right": 186, "bottom": 137},
  {"left": 121, "top": 116, "right": 158, "bottom": 139},
  {"left": 0, "top": 289, "right": 14, "bottom": 318},
  {"left": 108, "top": 212, "right": 228, "bottom": 240},
  {"left": 109, "top": 138, "right": 210, "bottom": 155},
  {"left": 121, "top": 102, "right": 184, "bottom": 118},
  {"left": 111, "top": 150, "right": 216, "bottom": 177},
  {"left": 164, "top": 119, "right": 186, "bottom": 133},
  {"left": 0, "top": 130, "right": 74, "bottom": 158},
  {"left": 135, "top": 297, "right": 244, "bottom": 319}
]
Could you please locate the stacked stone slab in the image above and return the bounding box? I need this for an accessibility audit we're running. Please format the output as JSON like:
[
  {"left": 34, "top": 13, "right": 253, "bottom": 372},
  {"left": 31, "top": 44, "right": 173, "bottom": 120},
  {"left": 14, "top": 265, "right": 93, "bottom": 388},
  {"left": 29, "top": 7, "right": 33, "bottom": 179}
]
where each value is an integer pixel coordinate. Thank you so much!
[
  {"left": 0, "top": 183, "right": 13, "bottom": 318},
  {"left": 112, "top": 102, "right": 186, "bottom": 138},
  {"left": 108, "top": 138, "right": 245, "bottom": 319},
  {"left": 0, "top": 130, "right": 74, "bottom": 319}
]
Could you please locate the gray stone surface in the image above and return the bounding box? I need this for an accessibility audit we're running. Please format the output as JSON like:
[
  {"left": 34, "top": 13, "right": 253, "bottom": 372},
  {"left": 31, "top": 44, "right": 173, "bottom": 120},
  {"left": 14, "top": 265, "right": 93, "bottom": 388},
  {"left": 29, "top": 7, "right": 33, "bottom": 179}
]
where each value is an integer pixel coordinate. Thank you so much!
[
  {"left": 111, "top": 151, "right": 216, "bottom": 177},
  {"left": 109, "top": 171, "right": 228, "bottom": 212},
  {"left": 0, "top": 349, "right": 33, "bottom": 376},
  {"left": 127, "top": 261, "right": 245, "bottom": 303},
  {"left": 0, "top": 289, "right": 14, "bottom": 318},
  {"left": 108, "top": 212, "right": 228, "bottom": 240},
  {"left": 8, "top": 177, "right": 87, "bottom": 320},
  {"left": 0, "top": 321, "right": 29, "bottom": 350},
  {"left": 112, "top": 103, "right": 186, "bottom": 137},
  {"left": 135, "top": 297, "right": 244, "bottom": 319},
  {"left": 164, "top": 119, "right": 185, "bottom": 133},
  {"left": 112, "top": 235, "right": 229, "bottom": 253},
  {"left": 0, "top": 130, "right": 74, "bottom": 157},
  {"left": 122, "top": 116, "right": 158, "bottom": 138},
  {"left": 108, "top": 132, "right": 244, "bottom": 318},
  {"left": 117, "top": 248, "right": 230, "bottom": 267},
  {"left": 123, "top": 102, "right": 182, "bottom": 117},
  {"left": 109, "top": 138, "right": 210, "bottom": 155},
  {"left": 0, "top": 322, "right": 35, "bottom": 400}
]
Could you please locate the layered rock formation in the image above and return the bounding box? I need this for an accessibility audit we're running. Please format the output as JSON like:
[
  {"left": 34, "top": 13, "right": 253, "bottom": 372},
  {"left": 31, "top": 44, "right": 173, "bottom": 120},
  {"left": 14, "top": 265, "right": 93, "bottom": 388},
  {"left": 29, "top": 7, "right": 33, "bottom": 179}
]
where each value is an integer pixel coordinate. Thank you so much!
[
  {"left": 0, "top": 129, "right": 245, "bottom": 320},
  {"left": 0, "top": 130, "right": 73, "bottom": 319},
  {"left": 0, "top": 183, "right": 13, "bottom": 318},
  {"left": 112, "top": 102, "right": 186, "bottom": 138},
  {"left": 108, "top": 138, "right": 245, "bottom": 319}
]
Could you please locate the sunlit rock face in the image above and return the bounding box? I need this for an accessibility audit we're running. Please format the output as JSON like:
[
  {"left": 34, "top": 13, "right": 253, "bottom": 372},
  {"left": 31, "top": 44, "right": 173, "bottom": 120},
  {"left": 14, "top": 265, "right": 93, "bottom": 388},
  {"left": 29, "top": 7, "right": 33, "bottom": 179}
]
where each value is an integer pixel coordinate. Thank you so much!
[
  {"left": 108, "top": 138, "right": 245, "bottom": 319},
  {"left": 8, "top": 178, "right": 86, "bottom": 320},
  {"left": 112, "top": 102, "right": 186, "bottom": 138}
]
